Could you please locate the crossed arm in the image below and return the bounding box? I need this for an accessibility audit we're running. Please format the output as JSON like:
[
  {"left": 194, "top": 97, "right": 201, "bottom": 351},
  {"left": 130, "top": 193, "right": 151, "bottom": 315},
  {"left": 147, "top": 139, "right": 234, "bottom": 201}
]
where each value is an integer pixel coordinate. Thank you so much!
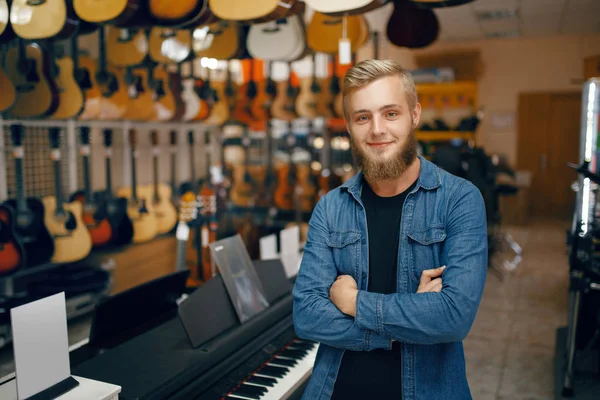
[{"left": 292, "top": 181, "right": 488, "bottom": 349}]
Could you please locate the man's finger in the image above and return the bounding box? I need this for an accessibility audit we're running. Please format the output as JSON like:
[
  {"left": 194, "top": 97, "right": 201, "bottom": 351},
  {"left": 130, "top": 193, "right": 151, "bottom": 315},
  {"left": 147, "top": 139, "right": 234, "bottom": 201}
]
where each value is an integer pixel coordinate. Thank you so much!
[
  {"left": 424, "top": 278, "right": 443, "bottom": 292},
  {"left": 421, "top": 265, "right": 446, "bottom": 279}
]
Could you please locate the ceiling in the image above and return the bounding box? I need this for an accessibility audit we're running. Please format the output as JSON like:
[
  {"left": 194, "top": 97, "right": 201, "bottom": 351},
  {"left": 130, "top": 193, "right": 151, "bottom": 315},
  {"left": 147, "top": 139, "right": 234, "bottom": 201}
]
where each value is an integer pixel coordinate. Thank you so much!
[{"left": 362, "top": 0, "right": 600, "bottom": 42}]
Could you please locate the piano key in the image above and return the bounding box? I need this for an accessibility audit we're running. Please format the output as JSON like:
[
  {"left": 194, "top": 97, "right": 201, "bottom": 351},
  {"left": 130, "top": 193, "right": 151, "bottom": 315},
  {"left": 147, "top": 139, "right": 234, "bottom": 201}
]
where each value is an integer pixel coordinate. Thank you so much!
[
  {"left": 245, "top": 376, "right": 277, "bottom": 387},
  {"left": 269, "top": 358, "right": 297, "bottom": 367},
  {"left": 279, "top": 349, "right": 308, "bottom": 359},
  {"left": 255, "top": 365, "right": 289, "bottom": 378}
]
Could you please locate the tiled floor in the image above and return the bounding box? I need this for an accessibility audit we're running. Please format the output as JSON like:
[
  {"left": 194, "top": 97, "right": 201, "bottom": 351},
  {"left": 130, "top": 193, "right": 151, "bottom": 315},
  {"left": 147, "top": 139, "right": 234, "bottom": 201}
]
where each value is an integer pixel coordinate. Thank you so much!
[
  {"left": 0, "top": 218, "right": 578, "bottom": 399},
  {"left": 465, "top": 218, "right": 571, "bottom": 400}
]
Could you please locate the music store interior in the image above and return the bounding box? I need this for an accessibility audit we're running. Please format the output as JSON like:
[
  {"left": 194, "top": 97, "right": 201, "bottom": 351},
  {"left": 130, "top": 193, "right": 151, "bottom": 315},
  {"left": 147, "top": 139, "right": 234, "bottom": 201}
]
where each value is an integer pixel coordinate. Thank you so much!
[{"left": 0, "top": 0, "right": 599, "bottom": 399}]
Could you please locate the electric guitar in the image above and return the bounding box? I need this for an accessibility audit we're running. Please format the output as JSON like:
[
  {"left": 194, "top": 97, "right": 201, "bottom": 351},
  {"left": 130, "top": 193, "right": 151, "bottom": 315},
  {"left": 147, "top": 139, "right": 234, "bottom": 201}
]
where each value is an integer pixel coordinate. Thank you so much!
[
  {"left": 0, "top": 203, "right": 26, "bottom": 275},
  {"left": 3, "top": 125, "right": 55, "bottom": 267},
  {"left": 149, "top": 131, "right": 178, "bottom": 234},
  {"left": 70, "top": 126, "right": 113, "bottom": 248},
  {"left": 42, "top": 127, "right": 93, "bottom": 264}
]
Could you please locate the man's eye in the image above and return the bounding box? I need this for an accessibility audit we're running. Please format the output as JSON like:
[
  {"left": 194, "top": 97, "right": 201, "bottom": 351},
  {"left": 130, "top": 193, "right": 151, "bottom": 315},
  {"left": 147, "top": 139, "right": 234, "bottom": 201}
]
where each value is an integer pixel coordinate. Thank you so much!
[
  {"left": 356, "top": 115, "right": 368, "bottom": 122},
  {"left": 387, "top": 112, "right": 398, "bottom": 117}
]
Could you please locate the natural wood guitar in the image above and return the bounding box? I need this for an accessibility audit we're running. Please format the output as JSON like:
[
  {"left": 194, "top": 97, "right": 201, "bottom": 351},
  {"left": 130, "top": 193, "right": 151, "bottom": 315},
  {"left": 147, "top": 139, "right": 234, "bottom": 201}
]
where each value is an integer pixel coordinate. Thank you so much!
[
  {"left": 149, "top": 131, "right": 178, "bottom": 234},
  {"left": 95, "top": 26, "right": 130, "bottom": 120},
  {"left": 0, "top": 61, "right": 16, "bottom": 112},
  {"left": 149, "top": 0, "right": 214, "bottom": 28},
  {"left": 304, "top": 0, "right": 389, "bottom": 16},
  {"left": 106, "top": 27, "right": 148, "bottom": 67},
  {"left": 306, "top": 12, "right": 370, "bottom": 54},
  {"left": 193, "top": 21, "right": 242, "bottom": 60},
  {"left": 5, "top": 39, "right": 59, "bottom": 118},
  {"left": 73, "top": 0, "right": 141, "bottom": 25},
  {"left": 43, "top": 128, "right": 93, "bottom": 264},
  {"left": 295, "top": 53, "right": 321, "bottom": 118},
  {"left": 47, "top": 44, "right": 85, "bottom": 120},
  {"left": 122, "top": 67, "right": 156, "bottom": 121},
  {"left": 148, "top": 27, "right": 191, "bottom": 64},
  {"left": 10, "top": 0, "right": 79, "bottom": 40},
  {"left": 209, "top": 0, "right": 295, "bottom": 22}
]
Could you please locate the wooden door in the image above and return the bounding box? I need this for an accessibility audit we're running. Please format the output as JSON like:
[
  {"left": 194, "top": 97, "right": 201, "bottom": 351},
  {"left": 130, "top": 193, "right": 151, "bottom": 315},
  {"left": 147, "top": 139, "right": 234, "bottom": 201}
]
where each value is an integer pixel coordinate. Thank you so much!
[{"left": 517, "top": 92, "right": 581, "bottom": 219}]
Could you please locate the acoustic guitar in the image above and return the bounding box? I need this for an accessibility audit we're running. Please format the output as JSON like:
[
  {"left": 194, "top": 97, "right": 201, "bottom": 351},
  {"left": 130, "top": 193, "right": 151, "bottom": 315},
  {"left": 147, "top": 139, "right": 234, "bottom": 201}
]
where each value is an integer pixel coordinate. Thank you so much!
[
  {"left": 144, "top": 61, "right": 176, "bottom": 122},
  {"left": 175, "top": 192, "right": 198, "bottom": 276},
  {"left": 306, "top": 12, "right": 370, "bottom": 55},
  {"left": 193, "top": 21, "right": 242, "bottom": 61},
  {"left": 202, "top": 69, "right": 230, "bottom": 126},
  {"left": 250, "top": 61, "right": 276, "bottom": 121},
  {"left": 0, "top": 56, "right": 16, "bottom": 112},
  {"left": 315, "top": 59, "right": 337, "bottom": 118},
  {"left": 149, "top": 0, "right": 214, "bottom": 28},
  {"left": 122, "top": 66, "right": 156, "bottom": 121},
  {"left": 47, "top": 43, "right": 85, "bottom": 120},
  {"left": 95, "top": 26, "right": 130, "bottom": 120},
  {"left": 232, "top": 59, "right": 259, "bottom": 126},
  {"left": 5, "top": 39, "right": 59, "bottom": 118},
  {"left": 0, "top": 203, "right": 26, "bottom": 275},
  {"left": 71, "top": 32, "right": 101, "bottom": 121},
  {"left": 273, "top": 125, "right": 297, "bottom": 211},
  {"left": 168, "top": 66, "right": 187, "bottom": 122},
  {"left": 386, "top": 0, "right": 439, "bottom": 49},
  {"left": 304, "top": 0, "right": 389, "bottom": 16},
  {"left": 209, "top": 0, "right": 295, "bottom": 22},
  {"left": 246, "top": 13, "right": 307, "bottom": 62},
  {"left": 118, "top": 129, "right": 158, "bottom": 244},
  {"left": 409, "top": 0, "right": 474, "bottom": 8},
  {"left": 106, "top": 27, "right": 148, "bottom": 67},
  {"left": 10, "top": 0, "right": 79, "bottom": 40},
  {"left": 0, "top": 0, "right": 15, "bottom": 43},
  {"left": 181, "top": 60, "right": 203, "bottom": 122},
  {"left": 100, "top": 129, "right": 134, "bottom": 246},
  {"left": 73, "top": 0, "right": 140, "bottom": 25},
  {"left": 70, "top": 126, "right": 113, "bottom": 248},
  {"left": 3, "top": 125, "right": 55, "bottom": 268},
  {"left": 271, "top": 63, "right": 298, "bottom": 121},
  {"left": 43, "top": 128, "right": 93, "bottom": 264},
  {"left": 296, "top": 53, "right": 321, "bottom": 118},
  {"left": 149, "top": 131, "right": 178, "bottom": 235},
  {"left": 148, "top": 27, "right": 191, "bottom": 64}
]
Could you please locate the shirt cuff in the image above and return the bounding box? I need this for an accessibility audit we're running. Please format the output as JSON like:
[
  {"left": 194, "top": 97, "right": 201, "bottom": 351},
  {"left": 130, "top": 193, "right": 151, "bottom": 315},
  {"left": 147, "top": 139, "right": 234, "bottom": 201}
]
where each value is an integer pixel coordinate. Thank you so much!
[{"left": 355, "top": 290, "right": 385, "bottom": 335}]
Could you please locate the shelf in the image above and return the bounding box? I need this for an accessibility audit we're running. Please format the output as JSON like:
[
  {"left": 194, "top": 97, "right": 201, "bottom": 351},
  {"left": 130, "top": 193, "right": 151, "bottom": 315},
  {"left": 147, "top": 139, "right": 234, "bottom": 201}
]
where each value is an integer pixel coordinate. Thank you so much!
[{"left": 416, "top": 131, "right": 476, "bottom": 142}]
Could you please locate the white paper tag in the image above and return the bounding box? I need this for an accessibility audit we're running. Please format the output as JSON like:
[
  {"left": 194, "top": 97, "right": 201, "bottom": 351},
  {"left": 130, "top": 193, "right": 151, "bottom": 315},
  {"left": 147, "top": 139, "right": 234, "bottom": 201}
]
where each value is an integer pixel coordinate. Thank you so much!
[
  {"left": 80, "top": 145, "right": 91, "bottom": 156},
  {"left": 176, "top": 221, "right": 190, "bottom": 240},
  {"left": 105, "top": 148, "right": 113, "bottom": 157},
  {"left": 339, "top": 38, "right": 352, "bottom": 66},
  {"left": 13, "top": 147, "right": 24, "bottom": 158},
  {"left": 201, "top": 226, "right": 209, "bottom": 247},
  {"left": 260, "top": 234, "right": 278, "bottom": 261},
  {"left": 280, "top": 225, "right": 301, "bottom": 278},
  {"left": 50, "top": 149, "right": 61, "bottom": 160}
]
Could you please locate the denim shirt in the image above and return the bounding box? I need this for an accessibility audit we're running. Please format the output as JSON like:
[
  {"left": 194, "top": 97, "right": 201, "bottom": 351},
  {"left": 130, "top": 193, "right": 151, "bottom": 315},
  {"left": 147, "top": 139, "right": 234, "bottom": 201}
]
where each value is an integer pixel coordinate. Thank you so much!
[{"left": 293, "top": 156, "right": 488, "bottom": 400}]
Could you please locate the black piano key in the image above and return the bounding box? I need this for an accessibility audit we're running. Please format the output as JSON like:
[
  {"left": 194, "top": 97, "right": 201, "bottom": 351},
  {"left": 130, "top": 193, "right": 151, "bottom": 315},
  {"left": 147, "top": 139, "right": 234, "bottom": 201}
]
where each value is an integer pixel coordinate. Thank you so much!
[
  {"left": 289, "top": 343, "right": 314, "bottom": 351},
  {"left": 256, "top": 365, "right": 288, "bottom": 378},
  {"left": 270, "top": 357, "right": 297, "bottom": 367},
  {"left": 280, "top": 349, "right": 308, "bottom": 359},
  {"left": 246, "top": 376, "right": 277, "bottom": 387}
]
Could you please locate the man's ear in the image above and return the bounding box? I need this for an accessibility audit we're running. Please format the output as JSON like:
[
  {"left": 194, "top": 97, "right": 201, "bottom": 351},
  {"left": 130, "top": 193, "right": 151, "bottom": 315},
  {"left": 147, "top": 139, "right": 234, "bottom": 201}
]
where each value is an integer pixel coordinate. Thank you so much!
[{"left": 412, "top": 102, "right": 422, "bottom": 128}]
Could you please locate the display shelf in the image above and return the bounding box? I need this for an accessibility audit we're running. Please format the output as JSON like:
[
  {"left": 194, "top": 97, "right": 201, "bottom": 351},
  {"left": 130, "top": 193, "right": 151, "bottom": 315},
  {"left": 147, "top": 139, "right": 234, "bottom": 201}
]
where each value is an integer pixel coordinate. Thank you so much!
[{"left": 416, "top": 130, "right": 476, "bottom": 142}]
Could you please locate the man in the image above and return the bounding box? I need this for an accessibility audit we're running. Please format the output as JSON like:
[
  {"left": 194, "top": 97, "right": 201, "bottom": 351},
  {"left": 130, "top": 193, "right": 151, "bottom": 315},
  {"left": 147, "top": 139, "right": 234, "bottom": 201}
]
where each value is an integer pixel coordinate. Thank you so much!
[{"left": 292, "top": 60, "right": 488, "bottom": 399}]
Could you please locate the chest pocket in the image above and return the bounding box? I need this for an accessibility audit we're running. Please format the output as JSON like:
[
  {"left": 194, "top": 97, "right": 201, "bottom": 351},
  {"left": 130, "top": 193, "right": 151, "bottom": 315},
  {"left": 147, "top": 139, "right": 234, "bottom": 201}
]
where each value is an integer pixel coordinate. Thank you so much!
[
  {"left": 407, "top": 226, "right": 446, "bottom": 283},
  {"left": 327, "top": 230, "right": 361, "bottom": 279}
]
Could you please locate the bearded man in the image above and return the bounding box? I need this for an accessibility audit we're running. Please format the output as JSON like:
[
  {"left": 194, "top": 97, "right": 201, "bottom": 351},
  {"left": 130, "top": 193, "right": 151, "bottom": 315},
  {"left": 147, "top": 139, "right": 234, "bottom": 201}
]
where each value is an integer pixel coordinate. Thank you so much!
[{"left": 292, "top": 60, "right": 488, "bottom": 399}]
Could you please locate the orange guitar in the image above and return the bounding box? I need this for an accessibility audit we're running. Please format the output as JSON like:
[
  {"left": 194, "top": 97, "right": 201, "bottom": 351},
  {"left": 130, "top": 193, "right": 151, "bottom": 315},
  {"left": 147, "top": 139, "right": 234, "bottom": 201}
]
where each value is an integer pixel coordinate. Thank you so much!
[{"left": 0, "top": 204, "right": 25, "bottom": 275}]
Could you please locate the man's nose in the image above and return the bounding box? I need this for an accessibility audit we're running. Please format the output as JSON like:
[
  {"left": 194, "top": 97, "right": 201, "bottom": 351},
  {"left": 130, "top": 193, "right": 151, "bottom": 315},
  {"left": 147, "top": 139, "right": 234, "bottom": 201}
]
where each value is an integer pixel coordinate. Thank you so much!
[{"left": 370, "top": 114, "right": 386, "bottom": 135}]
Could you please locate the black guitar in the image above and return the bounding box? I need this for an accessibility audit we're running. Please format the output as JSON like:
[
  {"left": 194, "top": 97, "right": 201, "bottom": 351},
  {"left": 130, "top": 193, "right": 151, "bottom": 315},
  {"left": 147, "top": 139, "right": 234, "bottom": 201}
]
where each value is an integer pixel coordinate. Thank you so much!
[
  {"left": 100, "top": 128, "right": 134, "bottom": 246},
  {"left": 3, "top": 124, "right": 55, "bottom": 267}
]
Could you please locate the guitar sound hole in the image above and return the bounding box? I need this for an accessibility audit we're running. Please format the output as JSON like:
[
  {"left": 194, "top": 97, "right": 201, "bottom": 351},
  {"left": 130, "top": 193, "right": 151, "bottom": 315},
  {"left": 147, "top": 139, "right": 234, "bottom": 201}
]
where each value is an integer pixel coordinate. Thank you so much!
[
  {"left": 65, "top": 213, "right": 77, "bottom": 231},
  {"left": 26, "top": 0, "right": 46, "bottom": 5},
  {"left": 76, "top": 68, "right": 92, "bottom": 90},
  {"left": 261, "top": 27, "right": 281, "bottom": 34},
  {"left": 323, "top": 18, "right": 343, "bottom": 25},
  {"left": 16, "top": 212, "right": 34, "bottom": 230},
  {"left": 25, "top": 60, "right": 39, "bottom": 83}
]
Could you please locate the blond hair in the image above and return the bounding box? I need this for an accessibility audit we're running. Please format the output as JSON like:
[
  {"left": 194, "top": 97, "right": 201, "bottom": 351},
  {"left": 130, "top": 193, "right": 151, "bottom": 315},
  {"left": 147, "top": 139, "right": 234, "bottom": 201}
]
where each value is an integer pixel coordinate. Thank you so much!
[{"left": 342, "top": 59, "right": 417, "bottom": 119}]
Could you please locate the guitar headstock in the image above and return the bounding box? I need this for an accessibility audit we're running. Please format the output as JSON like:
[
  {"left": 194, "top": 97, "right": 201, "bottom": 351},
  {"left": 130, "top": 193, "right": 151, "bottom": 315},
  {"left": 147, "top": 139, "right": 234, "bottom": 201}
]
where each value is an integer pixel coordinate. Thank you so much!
[
  {"left": 102, "top": 129, "right": 113, "bottom": 148},
  {"left": 10, "top": 124, "right": 24, "bottom": 147},
  {"left": 150, "top": 130, "right": 158, "bottom": 147},
  {"left": 79, "top": 126, "right": 91, "bottom": 146},
  {"left": 49, "top": 127, "right": 61, "bottom": 149},
  {"left": 179, "top": 191, "right": 199, "bottom": 224}
]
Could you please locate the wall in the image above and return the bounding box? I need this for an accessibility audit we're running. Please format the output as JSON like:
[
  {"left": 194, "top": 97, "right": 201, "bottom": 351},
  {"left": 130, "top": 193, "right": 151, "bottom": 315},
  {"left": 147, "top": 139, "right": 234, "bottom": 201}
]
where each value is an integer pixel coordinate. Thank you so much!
[{"left": 359, "top": 33, "right": 600, "bottom": 166}]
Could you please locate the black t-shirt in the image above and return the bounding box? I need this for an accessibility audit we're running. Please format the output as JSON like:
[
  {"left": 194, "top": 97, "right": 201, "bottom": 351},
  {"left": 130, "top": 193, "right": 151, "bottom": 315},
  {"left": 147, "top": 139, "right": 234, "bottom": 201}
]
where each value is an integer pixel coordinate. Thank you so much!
[{"left": 331, "top": 177, "right": 417, "bottom": 399}]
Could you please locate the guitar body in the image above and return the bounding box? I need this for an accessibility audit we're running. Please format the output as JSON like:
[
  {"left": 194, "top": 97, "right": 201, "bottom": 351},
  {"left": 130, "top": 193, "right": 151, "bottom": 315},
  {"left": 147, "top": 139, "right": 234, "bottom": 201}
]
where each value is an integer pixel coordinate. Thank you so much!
[
  {"left": 0, "top": 203, "right": 25, "bottom": 275},
  {"left": 70, "top": 191, "right": 113, "bottom": 247},
  {"left": 0, "top": 64, "right": 16, "bottom": 112},
  {"left": 273, "top": 163, "right": 294, "bottom": 210},
  {"left": 296, "top": 164, "right": 318, "bottom": 212},
  {"left": 117, "top": 187, "right": 159, "bottom": 244},
  {"left": 3, "top": 198, "right": 54, "bottom": 267},
  {"left": 247, "top": 14, "right": 307, "bottom": 62},
  {"left": 194, "top": 21, "right": 241, "bottom": 60},
  {"left": 181, "top": 78, "right": 202, "bottom": 121},
  {"left": 5, "top": 43, "right": 59, "bottom": 118},
  {"left": 270, "top": 81, "right": 297, "bottom": 121},
  {"left": 203, "top": 81, "right": 230, "bottom": 126},
  {"left": 149, "top": 184, "right": 178, "bottom": 234},
  {"left": 41, "top": 197, "right": 92, "bottom": 264},
  {"left": 151, "top": 66, "right": 176, "bottom": 122},
  {"left": 10, "top": 0, "right": 77, "bottom": 40},
  {"left": 250, "top": 80, "right": 274, "bottom": 121},
  {"left": 409, "top": 0, "right": 474, "bottom": 8},
  {"left": 106, "top": 27, "right": 148, "bottom": 67},
  {"left": 209, "top": 0, "right": 295, "bottom": 22},
  {"left": 295, "top": 78, "right": 320, "bottom": 118},
  {"left": 148, "top": 27, "right": 191, "bottom": 64},
  {"left": 315, "top": 78, "right": 336, "bottom": 118},
  {"left": 229, "top": 164, "right": 266, "bottom": 208},
  {"left": 100, "top": 195, "right": 134, "bottom": 246},
  {"left": 304, "top": 0, "right": 389, "bottom": 16},
  {"left": 307, "top": 12, "right": 370, "bottom": 54},
  {"left": 50, "top": 56, "right": 85, "bottom": 120},
  {"left": 149, "top": 0, "right": 214, "bottom": 28},
  {"left": 168, "top": 71, "right": 186, "bottom": 122},
  {"left": 74, "top": 0, "right": 141, "bottom": 25},
  {"left": 97, "top": 65, "right": 130, "bottom": 120},
  {"left": 77, "top": 55, "right": 102, "bottom": 120},
  {"left": 386, "top": 0, "right": 439, "bottom": 49},
  {"left": 123, "top": 68, "right": 156, "bottom": 121}
]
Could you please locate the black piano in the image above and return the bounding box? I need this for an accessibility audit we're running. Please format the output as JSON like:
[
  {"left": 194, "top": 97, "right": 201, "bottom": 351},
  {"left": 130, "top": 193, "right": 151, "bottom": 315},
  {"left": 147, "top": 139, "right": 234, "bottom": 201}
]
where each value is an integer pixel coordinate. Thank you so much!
[{"left": 70, "top": 260, "right": 318, "bottom": 400}]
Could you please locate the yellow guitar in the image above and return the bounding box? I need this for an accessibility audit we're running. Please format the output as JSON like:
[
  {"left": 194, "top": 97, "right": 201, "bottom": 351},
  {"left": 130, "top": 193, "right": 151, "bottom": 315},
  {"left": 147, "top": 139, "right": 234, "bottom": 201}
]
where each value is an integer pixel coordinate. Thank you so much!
[
  {"left": 148, "top": 131, "right": 178, "bottom": 234},
  {"left": 122, "top": 67, "right": 156, "bottom": 121},
  {"left": 117, "top": 130, "right": 158, "bottom": 244},
  {"left": 106, "top": 26, "right": 148, "bottom": 67},
  {"left": 48, "top": 47, "right": 85, "bottom": 120},
  {"left": 0, "top": 62, "right": 16, "bottom": 112},
  {"left": 43, "top": 128, "right": 92, "bottom": 263}
]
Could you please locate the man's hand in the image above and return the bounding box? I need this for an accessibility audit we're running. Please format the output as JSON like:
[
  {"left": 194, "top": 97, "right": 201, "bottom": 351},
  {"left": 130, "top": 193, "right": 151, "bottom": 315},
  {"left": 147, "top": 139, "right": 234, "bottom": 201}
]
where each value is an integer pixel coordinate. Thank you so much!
[
  {"left": 417, "top": 266, "right": 446, "bottom": 293},
  {"left": 329, "top": 275, "right": 359, "bottom": 317}
]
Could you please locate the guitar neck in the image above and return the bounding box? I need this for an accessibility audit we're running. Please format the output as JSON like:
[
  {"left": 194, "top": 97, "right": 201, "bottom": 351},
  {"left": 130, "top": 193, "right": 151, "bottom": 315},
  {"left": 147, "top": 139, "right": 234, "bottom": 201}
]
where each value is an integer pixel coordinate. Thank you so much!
[
  {"left": 52, "top": 158, "right": 65, "bottom": 213},
  {"left": 14, "top": 154, "right": 27, "bottom": 212},
  {"left": 98, "top": 26, "right": 108, "bottom": 73},
  {"left": 130, "top": 148, "right": 138, "bottom": 200},
  {"left": 152, "top": 149, "right": 160, "bottom": 201},
  {"left": 170, "top": 149, "right": 177, "bottom": 191},
  {"left": 82, "top": 154, "right": 93, "bottom": 200},
  {"left": 105, "top": 154, "right": 113, "bottom": 199},
  {"left": 70, "top": 30, "right": 80, "bottom": 74}
]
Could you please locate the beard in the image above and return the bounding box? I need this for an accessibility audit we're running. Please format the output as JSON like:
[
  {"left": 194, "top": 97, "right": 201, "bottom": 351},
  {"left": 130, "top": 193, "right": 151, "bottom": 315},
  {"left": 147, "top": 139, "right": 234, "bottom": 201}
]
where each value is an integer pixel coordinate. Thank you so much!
[{"left": 350, "top": 125, "right": 418, "bottom": 181}]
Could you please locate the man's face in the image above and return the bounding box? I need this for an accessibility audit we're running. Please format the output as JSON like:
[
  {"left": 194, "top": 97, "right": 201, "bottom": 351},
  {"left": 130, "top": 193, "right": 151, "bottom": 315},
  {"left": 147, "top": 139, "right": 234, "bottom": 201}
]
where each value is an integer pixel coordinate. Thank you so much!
[{"left": 345, "top": 75, "right": 421, "bottom": 181}]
